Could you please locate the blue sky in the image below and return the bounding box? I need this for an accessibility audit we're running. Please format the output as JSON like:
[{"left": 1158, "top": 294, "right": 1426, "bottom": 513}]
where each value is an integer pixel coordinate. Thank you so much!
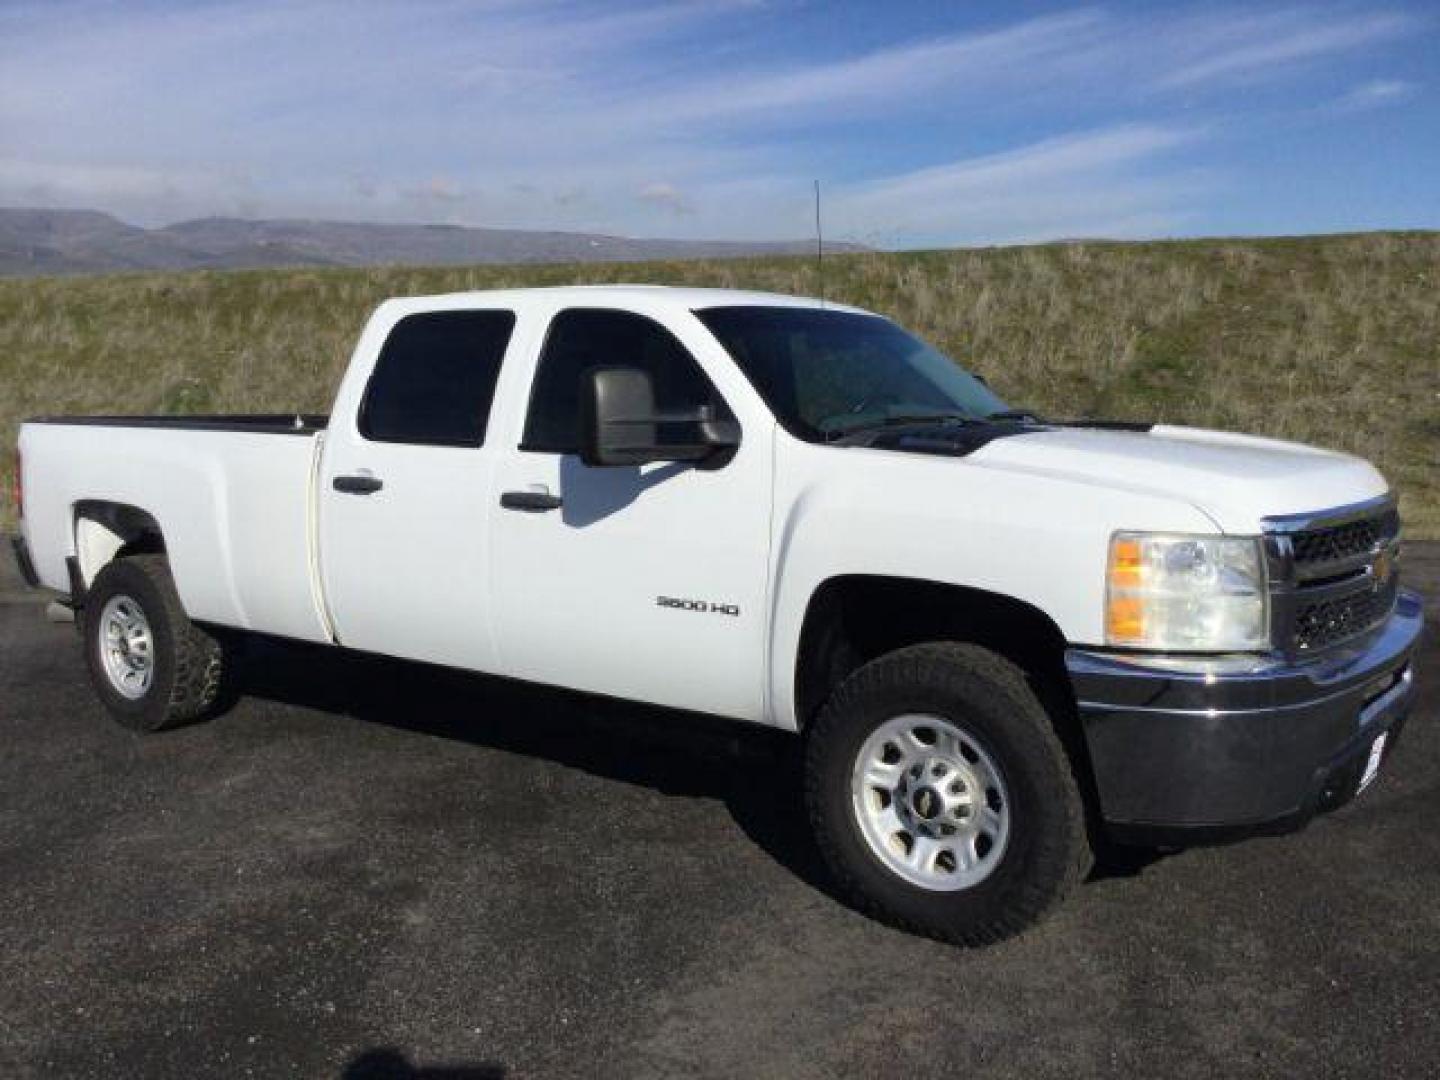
[{"left": 1, "top": 1, "right": 1435, "bottom": 247}]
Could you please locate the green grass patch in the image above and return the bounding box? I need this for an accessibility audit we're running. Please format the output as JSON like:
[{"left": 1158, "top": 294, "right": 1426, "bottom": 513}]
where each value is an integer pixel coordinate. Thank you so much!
[{"left": 2, "top": 231, "right": 1436, "bottom": 537}]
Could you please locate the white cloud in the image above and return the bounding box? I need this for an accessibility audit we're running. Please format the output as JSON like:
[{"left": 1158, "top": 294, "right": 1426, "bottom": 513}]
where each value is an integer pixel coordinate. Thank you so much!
[
  {"left": 829, "top": 126, "right": 1203, "bottom": 247},
  {"left": 1157, "top": 10, "right": 1415, "bottom": 89},
  {"left": 0, "top": 2, "right": 1425, "bottom": 245},
  {"left": 0, "top": 158, "right": 255, "bottom": 221},
  {"left": 405, "top": 177, "right": 466, "bottom": 204},
  {"left": 631, "top": 11, "right": 1110, "bottom": 126},
  {"left": 1334, "top": 78, "right": 1418, "bottom": 110},
  {"left": 637, "top": 183, "right": 693, "bottom": 215},
  {"left": 841, "top": 126, "right": 1193, "bottom": 207}
]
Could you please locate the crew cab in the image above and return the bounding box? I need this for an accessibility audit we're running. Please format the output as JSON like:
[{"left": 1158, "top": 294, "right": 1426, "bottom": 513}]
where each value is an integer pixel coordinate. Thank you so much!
[{"left": 11, "top": 286, "right": 1424, "bottom": 944}]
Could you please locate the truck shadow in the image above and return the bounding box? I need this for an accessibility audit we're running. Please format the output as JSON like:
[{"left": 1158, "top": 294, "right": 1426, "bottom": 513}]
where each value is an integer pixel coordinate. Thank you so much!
[
  {"left": 234, "top": 635, "right": 836, "bottom": 896},
  {"left": 342, "top": 1047, "right": 505, "bottom": 1079},
  {"left": 557, "top": 454, "right": 691, "bottom": 527},
  {"left": 234, "top": 635, "right": 1157, "bottom": 900}
]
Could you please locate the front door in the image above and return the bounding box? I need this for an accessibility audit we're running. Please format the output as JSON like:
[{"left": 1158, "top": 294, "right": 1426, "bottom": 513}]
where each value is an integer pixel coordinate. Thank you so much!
[{"left": 490, "top": 306, "right": 773, "bottom": 721}]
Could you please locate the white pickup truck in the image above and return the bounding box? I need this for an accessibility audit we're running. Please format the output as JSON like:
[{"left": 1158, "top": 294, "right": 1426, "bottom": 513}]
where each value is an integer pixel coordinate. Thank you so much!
[{"left": 12, "top": 285, "right": 1423, "bottom": 944}]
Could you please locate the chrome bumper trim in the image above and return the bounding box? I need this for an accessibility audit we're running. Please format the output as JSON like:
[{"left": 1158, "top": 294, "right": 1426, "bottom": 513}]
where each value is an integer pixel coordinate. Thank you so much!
[{"left": 1066, "top": 590, "right": 1424, "bottom": 833}]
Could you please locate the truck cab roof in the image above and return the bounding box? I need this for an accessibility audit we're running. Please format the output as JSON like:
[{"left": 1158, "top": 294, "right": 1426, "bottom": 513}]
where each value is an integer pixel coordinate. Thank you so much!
[{"left": 377, "top": 284, "right": 871, "bottom": 317}]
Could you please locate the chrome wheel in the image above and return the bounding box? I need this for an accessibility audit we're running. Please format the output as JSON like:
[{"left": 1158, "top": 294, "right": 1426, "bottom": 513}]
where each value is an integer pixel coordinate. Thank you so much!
[
  {"left": 851, "top": 714, "right": 1011, "bottom": 891},
  {"left": 98, "top": 594, "right": 155, "bottom": 700}
]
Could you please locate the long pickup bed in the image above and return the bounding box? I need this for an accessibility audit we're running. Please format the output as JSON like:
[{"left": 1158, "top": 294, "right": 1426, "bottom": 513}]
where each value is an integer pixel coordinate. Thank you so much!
[{"left": 21, "top": 415, "right": 334, "bottom": 644}]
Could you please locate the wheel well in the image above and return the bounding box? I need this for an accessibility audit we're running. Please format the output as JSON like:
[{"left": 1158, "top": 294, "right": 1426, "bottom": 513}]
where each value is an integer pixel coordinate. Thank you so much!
[
  {"left": 793, "top": 576, "right": 1105, "bottom": 851},
  {"left": 74, "top": 502, "right": 166, "bottom": 587},
  {"left": 794, "top": 576, "right": 1074, "bottom": 730}
]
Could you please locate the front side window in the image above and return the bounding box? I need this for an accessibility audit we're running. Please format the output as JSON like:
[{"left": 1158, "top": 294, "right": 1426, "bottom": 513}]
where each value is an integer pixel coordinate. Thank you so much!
[
  {"left": 360, "top": 310, "right": 516, "bottom": 446},
  {"left": 695, "top": 306, "right": 1007, "bottom": 442},
  {"left": 523, "top": 308, "right": 729, "bottom": 453}
]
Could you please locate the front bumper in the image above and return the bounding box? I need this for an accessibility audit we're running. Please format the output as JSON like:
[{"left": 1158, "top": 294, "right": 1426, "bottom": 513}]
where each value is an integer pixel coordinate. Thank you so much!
[{"left": 1068, "top": 589, "right": 1424, "bottom": 845}]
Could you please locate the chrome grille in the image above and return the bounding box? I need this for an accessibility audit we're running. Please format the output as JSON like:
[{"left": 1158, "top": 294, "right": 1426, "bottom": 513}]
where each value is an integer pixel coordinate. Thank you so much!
[{"left": 1266, "top": 499, "right": 1401, "bottom": 654}]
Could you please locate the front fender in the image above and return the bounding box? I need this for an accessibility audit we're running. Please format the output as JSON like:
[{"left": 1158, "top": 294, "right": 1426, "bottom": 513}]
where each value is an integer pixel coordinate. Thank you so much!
[{"left": 764, "top": 439, "right": 1218, "bottom": 729}]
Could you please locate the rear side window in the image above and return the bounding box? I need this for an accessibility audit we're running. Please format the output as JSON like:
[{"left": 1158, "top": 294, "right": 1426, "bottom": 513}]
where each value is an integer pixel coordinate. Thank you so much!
[
  {"left": 359, "top": 310, "right": 516, "bottom": 446},
  {"left": 523, "top": 308, "right": 728, "bottom": 453}
]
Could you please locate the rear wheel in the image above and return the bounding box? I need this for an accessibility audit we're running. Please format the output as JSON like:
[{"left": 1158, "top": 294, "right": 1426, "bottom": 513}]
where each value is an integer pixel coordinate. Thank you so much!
[
  {"left": 83, "top": 555, "right": 231, "bottom": 732},
  {"left": 805, "top": 642, "right": 1091, "bottom": 946}
]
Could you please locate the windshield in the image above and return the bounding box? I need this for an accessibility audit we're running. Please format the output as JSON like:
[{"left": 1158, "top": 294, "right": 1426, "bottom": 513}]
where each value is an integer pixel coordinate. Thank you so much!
[{"left": 694, "top": 306, "right": 1008, "bottom": 442}]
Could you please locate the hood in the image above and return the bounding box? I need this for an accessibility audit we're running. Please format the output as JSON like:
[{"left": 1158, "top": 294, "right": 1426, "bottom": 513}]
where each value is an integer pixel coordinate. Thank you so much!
[{"left": 968, "top": 424, "right": 1388, "bottom": 533}]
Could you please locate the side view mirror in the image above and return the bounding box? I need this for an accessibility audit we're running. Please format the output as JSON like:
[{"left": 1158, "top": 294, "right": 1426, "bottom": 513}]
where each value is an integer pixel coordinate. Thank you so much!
[{"left": 580, "top": 367, "right": 740, "bottom": 468}]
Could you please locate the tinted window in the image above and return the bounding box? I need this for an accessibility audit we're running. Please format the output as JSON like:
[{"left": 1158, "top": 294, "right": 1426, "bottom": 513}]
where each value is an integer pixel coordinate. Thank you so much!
[
  {"left": 360, "top": 310, "right": 516, "bottom": 446},
  {"left": 695, "top": 306, "right": 1006, "bottom": 442},
  {"left": 523, "top": 308, "right": 729, "bottom": 453}
]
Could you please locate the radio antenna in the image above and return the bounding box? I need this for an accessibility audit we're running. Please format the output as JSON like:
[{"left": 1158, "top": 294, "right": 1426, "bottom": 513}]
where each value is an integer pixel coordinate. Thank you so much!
[{"left": 813, "top": 179, "right": 825, "bottom": 306}]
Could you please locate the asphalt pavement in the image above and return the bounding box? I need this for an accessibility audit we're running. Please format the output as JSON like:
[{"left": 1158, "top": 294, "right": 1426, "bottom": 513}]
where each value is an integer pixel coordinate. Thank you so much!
[{"left": 1, "top": 543, "right": 1436, "bottom": 1079}]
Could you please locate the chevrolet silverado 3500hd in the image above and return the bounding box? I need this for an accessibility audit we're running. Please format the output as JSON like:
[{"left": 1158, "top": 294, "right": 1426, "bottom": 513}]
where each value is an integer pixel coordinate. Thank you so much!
[{"left": 12, "top": 286, "right": 1423, "bottom": 944}]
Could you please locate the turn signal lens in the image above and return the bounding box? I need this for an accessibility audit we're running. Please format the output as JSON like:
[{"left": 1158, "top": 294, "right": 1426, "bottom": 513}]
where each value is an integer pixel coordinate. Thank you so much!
[
  {"left": 1106, "top": 532, "right": 1269, "bottom": 652},
  {"left": 1105, "top": 595, "right": 1146, "bottom": 641},
  {"left": 1109, "top": 538, "right": 1143, "bottom": 589}
]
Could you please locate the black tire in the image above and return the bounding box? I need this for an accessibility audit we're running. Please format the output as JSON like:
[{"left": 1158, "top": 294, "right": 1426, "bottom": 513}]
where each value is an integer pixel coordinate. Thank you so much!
[
  {"left": 805, "top": 642, "right": 1091, "bottom": 946},
  {"left": 82, "top": 554, "right": 231, "bottom": 732}
]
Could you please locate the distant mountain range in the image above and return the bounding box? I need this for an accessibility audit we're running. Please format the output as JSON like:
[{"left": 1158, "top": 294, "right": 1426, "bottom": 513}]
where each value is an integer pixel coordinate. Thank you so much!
[{"left": 0, "top": 208, "right": 865, "bottom": 276}]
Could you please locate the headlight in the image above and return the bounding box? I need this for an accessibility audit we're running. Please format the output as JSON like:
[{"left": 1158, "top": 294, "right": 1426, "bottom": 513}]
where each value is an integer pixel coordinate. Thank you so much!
[{"left": 1106, "top": 533, "right": 1269, "bottom": 652}]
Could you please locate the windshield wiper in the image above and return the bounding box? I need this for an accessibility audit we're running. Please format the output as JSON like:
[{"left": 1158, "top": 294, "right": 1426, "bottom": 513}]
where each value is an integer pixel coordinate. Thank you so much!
[
  {"left": 823, "top": 413, "right": 976, "bottom": 442},
  {"left": 984, "top": 408, "right": 1045, "bottom": 423}
]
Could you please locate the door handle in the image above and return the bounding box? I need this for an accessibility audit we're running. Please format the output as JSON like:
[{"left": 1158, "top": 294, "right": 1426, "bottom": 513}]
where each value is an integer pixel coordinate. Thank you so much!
[
  {"left": 333, "top": 474, "right": 384, "bottom": 494},
  {"left": 500, "top": 489, "right": 563, "bottom": 512}
]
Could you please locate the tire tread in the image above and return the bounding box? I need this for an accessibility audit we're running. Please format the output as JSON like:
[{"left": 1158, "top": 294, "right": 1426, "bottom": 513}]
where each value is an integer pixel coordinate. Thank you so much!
[
  {"left": 83, "top": 554, "right": 228, "bottom": 731},
  {"left": 805, "top": 642, "right": 1091, "bottom": 946}
]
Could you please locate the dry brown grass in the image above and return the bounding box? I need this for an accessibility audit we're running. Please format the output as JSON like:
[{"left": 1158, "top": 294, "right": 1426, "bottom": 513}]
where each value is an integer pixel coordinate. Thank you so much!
[{"left": 1, "top": 231, "right": 1436, "bottom": 536}]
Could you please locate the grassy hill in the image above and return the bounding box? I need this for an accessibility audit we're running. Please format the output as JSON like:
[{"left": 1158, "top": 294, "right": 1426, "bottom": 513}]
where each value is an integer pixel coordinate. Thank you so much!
[{"left": 2, "top": 231, "right": 1436, "bottom": 537}]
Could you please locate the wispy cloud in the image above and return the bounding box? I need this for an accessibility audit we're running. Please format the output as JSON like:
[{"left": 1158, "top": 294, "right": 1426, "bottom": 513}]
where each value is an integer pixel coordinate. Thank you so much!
[
  {"left": 1334, "top": 78, "right": 1419, "bottom": 110},
  {"left": 637, "top": 183, "right": 693, "bottom": 215},
  {"left": 631, "top": 11, "right": 1110, "bottom": 125},
  {"left": 1157, "top": 9, "right": 1415, "bottom": 89},
  {"left": 0, "top": 158, "right": 250, "bottom": 207},
  {"left": 0, "top": 2, "right": 1430, "bottom": 244},
  {"left": 832, "top": 125, "right": 1203, "bottom": 246},
  {"left": 844, "top": 126, "right": 1194, "bottom": 205}
]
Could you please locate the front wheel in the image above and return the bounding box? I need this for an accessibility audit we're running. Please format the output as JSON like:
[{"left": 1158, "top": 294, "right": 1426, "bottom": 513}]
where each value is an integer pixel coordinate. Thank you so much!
[
  {"left": 805, "top": 643, "right": 1091, "bottom": 946},
  {"left": 82, "top": 555, "right": 232, "bottom": 732}
]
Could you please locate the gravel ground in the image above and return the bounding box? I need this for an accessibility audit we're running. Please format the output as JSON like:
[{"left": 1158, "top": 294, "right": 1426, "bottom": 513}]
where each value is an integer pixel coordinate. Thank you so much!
[{"left": 0, "top": 543, "right": 1435, "bottom": 1079}]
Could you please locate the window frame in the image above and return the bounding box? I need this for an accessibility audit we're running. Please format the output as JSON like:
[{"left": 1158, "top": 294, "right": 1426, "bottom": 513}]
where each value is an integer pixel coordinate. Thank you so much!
[
  {"left": 357, "top": 308, "right": 517, "bottom": 449},
  {"left": 518, "top": 306, "right": 735, "bottom": 456}
]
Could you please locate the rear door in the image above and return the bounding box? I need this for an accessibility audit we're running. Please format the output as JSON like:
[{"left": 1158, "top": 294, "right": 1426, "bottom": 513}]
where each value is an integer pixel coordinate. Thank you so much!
[
  {"left": 318, "top": 307, "right": 516, "bottom": 670},
  {"left": 489, "top": 306, "right": 774, "bottom": 721}
]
